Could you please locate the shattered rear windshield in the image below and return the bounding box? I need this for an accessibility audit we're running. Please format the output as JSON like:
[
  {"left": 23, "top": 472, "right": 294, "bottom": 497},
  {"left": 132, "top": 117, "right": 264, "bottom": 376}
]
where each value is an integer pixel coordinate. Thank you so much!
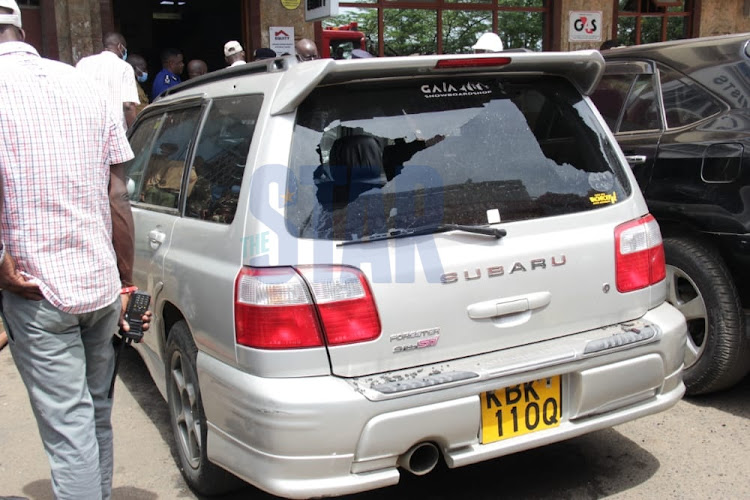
[{"left": 286, "top": 75, "right": 630, "bottom": 241}]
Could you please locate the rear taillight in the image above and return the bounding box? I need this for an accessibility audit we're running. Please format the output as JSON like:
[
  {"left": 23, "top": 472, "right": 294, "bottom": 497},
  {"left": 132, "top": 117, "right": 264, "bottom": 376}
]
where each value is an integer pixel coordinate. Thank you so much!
[
  {"left": 235, "top": 267, "right": 322, "bottom": 349},
  {"left": 297, "top": 266, "right": 381, "bottom": 346},
  {"left": 234, "top": 266, "right": 381, "bottom": 349},
  {"left": 614, "top": 214, "right": 666, "bottom": 292}
]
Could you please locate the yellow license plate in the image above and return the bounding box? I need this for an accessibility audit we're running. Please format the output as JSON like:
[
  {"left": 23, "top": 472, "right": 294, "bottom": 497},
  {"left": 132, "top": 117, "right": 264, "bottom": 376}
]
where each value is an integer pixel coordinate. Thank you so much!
[{"left": 480, "top": 375, "right": 563, "bottom": 444}]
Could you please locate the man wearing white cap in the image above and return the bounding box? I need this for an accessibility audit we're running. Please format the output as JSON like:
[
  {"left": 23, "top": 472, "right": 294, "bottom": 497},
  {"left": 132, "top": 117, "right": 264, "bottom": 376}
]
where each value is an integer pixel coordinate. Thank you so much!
[
  {"left": 0, "top": 1, "right": 150, "bottom": 499},
  {"left": 224, "top": 40, "right": 246, "bottom": 67},
  {"left": 472, "top": 32, "right": 504, "bottom": 53}
]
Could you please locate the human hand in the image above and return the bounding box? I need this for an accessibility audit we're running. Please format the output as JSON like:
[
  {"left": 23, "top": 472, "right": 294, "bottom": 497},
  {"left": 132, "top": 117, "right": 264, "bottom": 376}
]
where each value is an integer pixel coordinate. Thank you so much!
[
  {"left": 119, "top": 293, "right": 153, "bottom": 339},
  {"left": 141, "top": 309, "right": 153, "bottom": 332},
  {"left": 0, "top": 251, "right": 43, "bottom": 300}
]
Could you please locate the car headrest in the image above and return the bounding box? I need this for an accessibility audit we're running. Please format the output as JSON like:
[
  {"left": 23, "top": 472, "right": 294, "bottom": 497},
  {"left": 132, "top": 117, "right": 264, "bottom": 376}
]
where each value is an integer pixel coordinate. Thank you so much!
[{"left": 329, "top": 134, "right": 384, "bottom": 182}]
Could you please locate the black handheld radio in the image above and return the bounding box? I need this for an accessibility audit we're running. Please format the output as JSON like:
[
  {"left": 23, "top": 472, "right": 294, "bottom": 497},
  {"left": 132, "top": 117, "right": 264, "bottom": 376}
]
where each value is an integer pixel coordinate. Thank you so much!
[
  {"left": 109, "top": 291, "right": 150, "bottom": 398},
  {"left": 122, "top": 290, "right": 150, "bottom": 343}
]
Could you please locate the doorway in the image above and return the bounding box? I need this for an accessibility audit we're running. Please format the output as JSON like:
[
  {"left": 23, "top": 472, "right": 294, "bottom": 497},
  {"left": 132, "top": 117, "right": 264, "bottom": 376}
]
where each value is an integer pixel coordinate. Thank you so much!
[{"left": 113, "top": 0, "right": 243, "bottom": 97}]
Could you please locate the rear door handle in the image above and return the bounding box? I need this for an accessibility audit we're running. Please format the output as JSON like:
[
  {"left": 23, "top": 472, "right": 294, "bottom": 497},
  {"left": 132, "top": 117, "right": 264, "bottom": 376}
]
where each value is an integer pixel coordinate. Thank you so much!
[
  {"left": 148, "top": 229, "right": 166, "bottom": 249},
  {"left": 467, "top": 291, "right": 551, "bottom": 320},
  {"left": 625, "top": 155, "right": 647, "bottom": 165}
]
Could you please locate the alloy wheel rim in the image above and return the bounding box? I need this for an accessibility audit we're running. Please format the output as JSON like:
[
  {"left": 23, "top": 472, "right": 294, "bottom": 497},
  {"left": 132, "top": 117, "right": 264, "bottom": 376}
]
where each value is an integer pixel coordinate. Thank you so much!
[
  {"left": 665, "top": 264, "right": 708, "bottom": 370},
  {"left": 169, "top": 350, "right": 202, "bottom": 469}
]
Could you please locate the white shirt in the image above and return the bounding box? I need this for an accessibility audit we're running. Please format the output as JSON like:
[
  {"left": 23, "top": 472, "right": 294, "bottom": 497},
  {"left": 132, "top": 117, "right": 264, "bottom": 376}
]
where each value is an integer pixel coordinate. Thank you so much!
[
  {"left": 76, "top": 50, "right": 140, "bottom": 130},
  {"left": 230, "top": 60, "right": 246, "bottom": 67}
]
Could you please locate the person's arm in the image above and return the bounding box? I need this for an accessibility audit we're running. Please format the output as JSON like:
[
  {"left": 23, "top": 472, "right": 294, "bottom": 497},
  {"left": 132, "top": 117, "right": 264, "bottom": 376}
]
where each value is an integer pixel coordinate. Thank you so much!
[
  {"left": 124, "top": 102, "right": 137, "bottom": 128},
  {"left": 122, "top": 66, "right": 140, "bottom": 129},
  {"left": 104, "top": 100, "right": 151, "bottom": 331},
  {"left": 122, "top": 64, "right": 141, "bottom": 128},
  {"left": 0, "top": 167, "right": 43, "bottom": 299},
  {"left": 0, "top": 167, "right": 3, "bottom": 243},
  {"left": 109, "top": 161, "right": 135, "bottom": 288},
  {"left": 110, "top": 160, "right": 154, "bottom": 333}
]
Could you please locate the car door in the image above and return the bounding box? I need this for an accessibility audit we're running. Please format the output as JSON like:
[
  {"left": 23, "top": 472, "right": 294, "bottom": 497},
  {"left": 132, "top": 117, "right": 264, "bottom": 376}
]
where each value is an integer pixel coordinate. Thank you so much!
[
  {"left": 125, "top": 102, "right": 204, "bottom": 376},
  {"left": 645, "top": 63, "right": 728, "bottom": 213},
  {"left": 591, "top": 60, "right": 663, "bottom": 192}
]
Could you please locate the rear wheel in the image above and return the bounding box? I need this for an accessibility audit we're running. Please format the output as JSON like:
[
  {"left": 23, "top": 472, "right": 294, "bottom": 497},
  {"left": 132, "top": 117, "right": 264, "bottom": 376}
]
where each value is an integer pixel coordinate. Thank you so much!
[
  {"left": 165, "top": 321, "right": 244, "bottom": 495},
  {"left": 664, "top": 237, "right": 749, "bottom": 395}
]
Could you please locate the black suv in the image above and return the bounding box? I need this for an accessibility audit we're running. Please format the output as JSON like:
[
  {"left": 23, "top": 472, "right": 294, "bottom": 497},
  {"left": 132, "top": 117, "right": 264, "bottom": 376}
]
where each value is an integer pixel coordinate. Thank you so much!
[{"left": 592, "top": 33, "right": 750, "bottom": 395}]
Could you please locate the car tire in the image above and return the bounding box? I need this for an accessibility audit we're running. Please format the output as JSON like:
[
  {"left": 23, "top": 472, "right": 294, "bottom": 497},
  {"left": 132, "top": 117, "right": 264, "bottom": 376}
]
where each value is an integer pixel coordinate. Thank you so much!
[
  {"left": 664, "top": 237, "right": 750, "bottom": 395},
  {"left": 165, "top": 321, "right": 244, "bottom": 495}
]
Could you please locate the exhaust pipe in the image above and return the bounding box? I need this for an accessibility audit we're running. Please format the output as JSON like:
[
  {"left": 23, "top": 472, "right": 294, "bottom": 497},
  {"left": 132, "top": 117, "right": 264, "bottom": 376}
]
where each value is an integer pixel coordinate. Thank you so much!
[{"left": 398, "top": 442, "right": 440, "bottom": 476}]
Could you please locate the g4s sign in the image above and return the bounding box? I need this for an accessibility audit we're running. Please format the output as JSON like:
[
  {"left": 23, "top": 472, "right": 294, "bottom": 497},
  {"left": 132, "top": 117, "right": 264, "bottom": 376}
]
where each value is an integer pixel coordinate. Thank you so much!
[
  {"left": 569, "top": 11, "right": 602, "bottom": 42},
  {"left": 575, "top": 16, "right": 597, "bottom": 34}
]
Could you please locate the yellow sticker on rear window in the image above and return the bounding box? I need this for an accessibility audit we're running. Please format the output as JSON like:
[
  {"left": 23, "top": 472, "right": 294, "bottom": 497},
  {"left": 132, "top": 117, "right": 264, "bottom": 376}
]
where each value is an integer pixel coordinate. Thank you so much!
[{"left": 589, "top": 191, "right": 617, "bottom": 205}]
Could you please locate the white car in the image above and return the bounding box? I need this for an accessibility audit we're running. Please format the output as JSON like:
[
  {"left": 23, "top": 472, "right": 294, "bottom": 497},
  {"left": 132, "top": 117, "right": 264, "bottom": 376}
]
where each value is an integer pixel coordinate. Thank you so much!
[{"left": 124, "top": 51, "right": 686, "bottom": 498}]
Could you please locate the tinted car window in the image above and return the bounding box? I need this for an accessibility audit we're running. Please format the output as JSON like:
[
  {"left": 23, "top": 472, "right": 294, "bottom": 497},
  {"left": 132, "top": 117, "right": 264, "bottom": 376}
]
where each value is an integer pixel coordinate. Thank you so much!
[
  {"left": 128, "top": 107, "right": 203, "bottom": 209},
  {"left": 619, "top": 74, "right": 661, "bottom": 132},
  {"left": 187, "top": 95, "right": 263, "bottom": 224},
  {"left": 590, "top": 74, "right": 635, "bottom": 130},
  {"left": 287, "top": 76, "right": 630, "bottom": 240},
  {"left": 659, "top": 64, "right": 723, "bottom": 128}
]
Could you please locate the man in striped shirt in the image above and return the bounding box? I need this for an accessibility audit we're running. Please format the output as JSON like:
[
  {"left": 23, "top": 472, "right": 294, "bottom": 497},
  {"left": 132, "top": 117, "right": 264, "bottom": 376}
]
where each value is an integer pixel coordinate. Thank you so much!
[
  {"left": 0, "top": 2, "right": 150, "bottom": 498},
  {"left": 76, "top": 32, "right": 140, "bottom": 130}
]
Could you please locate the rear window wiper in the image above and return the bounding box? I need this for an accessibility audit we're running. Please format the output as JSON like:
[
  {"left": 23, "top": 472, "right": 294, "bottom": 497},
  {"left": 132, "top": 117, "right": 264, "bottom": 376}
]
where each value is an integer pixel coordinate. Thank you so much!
[{"left": 338, "top": 224, "right": 506, "bottom": 246}]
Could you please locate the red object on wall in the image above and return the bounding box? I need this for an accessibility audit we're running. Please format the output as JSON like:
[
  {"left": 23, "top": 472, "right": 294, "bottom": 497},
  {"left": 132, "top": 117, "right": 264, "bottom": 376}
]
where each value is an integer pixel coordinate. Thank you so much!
[{"left": 321, "top": 22, "right": 366, "bottom": 59}]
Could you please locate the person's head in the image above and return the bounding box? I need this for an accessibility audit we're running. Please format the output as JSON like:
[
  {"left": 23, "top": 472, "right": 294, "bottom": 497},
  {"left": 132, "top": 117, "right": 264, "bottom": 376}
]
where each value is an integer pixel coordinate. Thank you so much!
[
  {"left": 187, "top": 59, "right": 207, "bottom": 79},
  {"left": 161, "top": 47, "right": 184, "bottom": 75},
  {"left": 472, "top": 32, "right": 504, "bottom": 53},
  {"left": 128, "top": 53, "right": 148, "bottom": 83},
  {"left": 295, "top": 38, "right": 319, "bottom": 61},
  {"left": 224, "top": 40, "right": 245, "bottom": 65},
  {"left": 253, "top": 47, "right": 276, "bottom": 61},
  {"left": 0, "top": 0, "right": 24, "bottom": 44},
  {"left": 600, "top": 39, "right": 621, "bottom": 51},
  {"left": 103, "top": 31, "right": 128, "bottom": 60}
]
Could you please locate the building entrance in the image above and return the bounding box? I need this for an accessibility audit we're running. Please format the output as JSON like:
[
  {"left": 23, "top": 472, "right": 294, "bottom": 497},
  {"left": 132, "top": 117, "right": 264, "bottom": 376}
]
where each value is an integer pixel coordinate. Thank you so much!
[{"left": 113, "top": 0, "right": 243, "bottom": 92}]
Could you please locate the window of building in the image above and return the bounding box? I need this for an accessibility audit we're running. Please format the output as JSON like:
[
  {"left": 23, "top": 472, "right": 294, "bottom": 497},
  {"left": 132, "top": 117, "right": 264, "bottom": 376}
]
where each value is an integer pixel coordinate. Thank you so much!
[
  {"left": 328, "top": 0, "right": 550, "bottom": 56},
  {"left": 616, "top": 0, "right": 694, "bottom": 45}
]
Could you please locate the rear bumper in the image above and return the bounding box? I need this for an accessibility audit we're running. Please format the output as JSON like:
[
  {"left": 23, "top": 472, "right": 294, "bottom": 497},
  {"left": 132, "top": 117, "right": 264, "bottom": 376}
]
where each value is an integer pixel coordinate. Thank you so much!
[{"left": 198, "top": 302, "right": 686, "bottom": 499}]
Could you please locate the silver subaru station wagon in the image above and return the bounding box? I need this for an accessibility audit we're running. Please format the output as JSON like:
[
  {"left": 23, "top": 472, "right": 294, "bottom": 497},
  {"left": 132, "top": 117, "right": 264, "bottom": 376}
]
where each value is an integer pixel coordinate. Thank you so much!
[{"left": 125, "top": 50, "right": 686, "bottom": 498}]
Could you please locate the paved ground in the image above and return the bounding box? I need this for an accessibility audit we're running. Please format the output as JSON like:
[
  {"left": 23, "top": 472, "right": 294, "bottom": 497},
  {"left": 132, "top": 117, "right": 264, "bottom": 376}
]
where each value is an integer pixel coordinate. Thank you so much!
[{"left": 1, "top": 328, "right": 748, "bottom": 500}]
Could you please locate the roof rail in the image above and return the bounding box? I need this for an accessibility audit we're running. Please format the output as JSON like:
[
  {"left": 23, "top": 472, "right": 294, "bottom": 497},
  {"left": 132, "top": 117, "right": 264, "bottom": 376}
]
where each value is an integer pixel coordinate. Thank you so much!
[{"left": 155, "top": 56, "right": 294, "bottom": 101}]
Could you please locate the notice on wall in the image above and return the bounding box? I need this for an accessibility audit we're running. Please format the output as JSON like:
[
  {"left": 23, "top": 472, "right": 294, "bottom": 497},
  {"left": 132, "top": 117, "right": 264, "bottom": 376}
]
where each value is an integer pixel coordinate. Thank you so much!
[
  {"left": 270, "top": 26, "right": 295, "bottom": 56},
  {"left": 305, "top": 0, "right": 339, "bottom": 22},
  {"left": 569, "top": 11, "right": 602, "bottom": 42}
]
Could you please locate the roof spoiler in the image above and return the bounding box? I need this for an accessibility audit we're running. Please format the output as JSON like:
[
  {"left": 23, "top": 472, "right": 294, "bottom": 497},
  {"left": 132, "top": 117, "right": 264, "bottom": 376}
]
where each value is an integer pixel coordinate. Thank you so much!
[{"left": 270, "top": 50, "right": 605, "bottom": 116}]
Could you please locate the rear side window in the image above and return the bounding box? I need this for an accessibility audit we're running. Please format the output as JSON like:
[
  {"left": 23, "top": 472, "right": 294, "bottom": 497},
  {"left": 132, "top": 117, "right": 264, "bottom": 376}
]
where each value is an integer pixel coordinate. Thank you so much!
[
  {"left": 127, "top": 106, "right": 203, "bottom": 209},
  {"left": 659, "top": 64, "right": 723, "bottom": 128},
  {"left": 619, "top": 74, "right": 661, "bottom": 132},
  {"left": 287, "top": 76, "right": 631, "bottom": 241},
  {"left": 591, "top": 74, "right": 634, "bottom": 129},
  {"left": 186, "top": 95, "right": 263, "bottom": 224},
  {"left": 591, "top": 73, "right": 661, "bottom": 132}
]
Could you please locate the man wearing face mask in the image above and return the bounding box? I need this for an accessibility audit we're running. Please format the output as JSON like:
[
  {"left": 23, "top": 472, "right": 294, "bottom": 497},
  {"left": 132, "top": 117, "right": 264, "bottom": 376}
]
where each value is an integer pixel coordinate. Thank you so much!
[
  {"left": 127, "top": 53, "right": 150, "bottom": 114},
  {"left": 76, "top": 32, "right": 140, "bottom": 130}
]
